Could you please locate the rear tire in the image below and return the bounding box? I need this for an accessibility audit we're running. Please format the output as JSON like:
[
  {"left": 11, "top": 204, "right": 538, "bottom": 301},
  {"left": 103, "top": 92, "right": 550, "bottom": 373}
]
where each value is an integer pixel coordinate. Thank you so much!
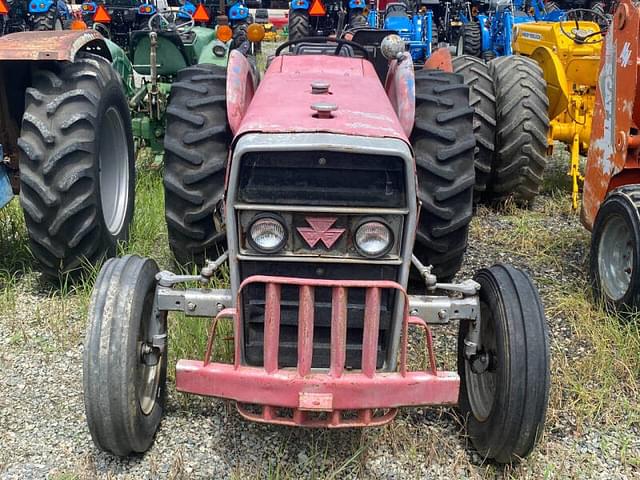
[
  {"left": 32, "top": 5, "right": 62, "bottom": 31},
  {"left": 452, "top": 55, "right": 496, "bottom": 200},
  {"left": 457, "top": 22, "right": 481, "bottom": 57},
  {"left": 411, "top": 70, "right": 475, "bottom": 281},
  {"left": 590, "top": 186, "right": 640, "bottom": 315},
  {"left": 288, "top": 9, "right": 310, "bottom": 41},
  {"left": 84, "top": 255, "right": 167, "bottom": 456},
  {"left": 232, "top": 21, "right": 248, "bottom": 50},
  {"left": 485, "top": 56, "right": 549, "bottom": 205},
  {"left": 458, "top": 264, "right": 550, "bottom": 463},
  {"left": 163, "top": 64, "right": 231, "bottom": 268},
  {"left": 18, "top": 53, "right": 135, "bottom": 278}
]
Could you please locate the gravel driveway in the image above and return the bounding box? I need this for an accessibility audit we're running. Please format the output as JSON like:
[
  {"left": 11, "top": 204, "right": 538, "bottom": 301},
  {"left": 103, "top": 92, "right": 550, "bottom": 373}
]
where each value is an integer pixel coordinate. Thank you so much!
[{"left": 1, "top": 188, "right": 638, "bottom": 479}]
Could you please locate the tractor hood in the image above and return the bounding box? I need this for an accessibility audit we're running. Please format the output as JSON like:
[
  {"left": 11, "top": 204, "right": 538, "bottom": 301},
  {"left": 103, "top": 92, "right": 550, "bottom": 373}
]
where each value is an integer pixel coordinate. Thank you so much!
[{"left": 235, "top": 55, "right": 409, "bottom": 142}]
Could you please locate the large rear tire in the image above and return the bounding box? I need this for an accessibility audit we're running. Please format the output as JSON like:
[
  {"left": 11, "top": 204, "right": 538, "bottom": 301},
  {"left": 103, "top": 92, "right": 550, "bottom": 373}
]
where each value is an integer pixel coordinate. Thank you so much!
[
  {"left": 288, "top": 9, "right": 310, "bottom": 41},
  {"left": 457, "top": 22, "right": 481, "bottom": 57},
  {"left": 163, "top": 64, "right": 231, "bottom": 268},
  {"left": 452, "top": 55, "right": 496, "bottom": 200},
  {"left": 590, "top": 186, "right": 640, "bottom": 315},
  {"left": 411, "top": 70, "right": 475, "bottom": 281},
  {"left": 458, "top": 264, "right": 550, "bottom": 463},
  {"left": 32, "top": 5, "right": 63, "bottom": 31},
  {"left": 486, "top": 56, "right": 549, "bottom": 205},
  {"left": 18, "top": 53, "right": 135, "bottom": 278},
  {"left": 84, "top": 255, "right": 167, "bottom": 456}
]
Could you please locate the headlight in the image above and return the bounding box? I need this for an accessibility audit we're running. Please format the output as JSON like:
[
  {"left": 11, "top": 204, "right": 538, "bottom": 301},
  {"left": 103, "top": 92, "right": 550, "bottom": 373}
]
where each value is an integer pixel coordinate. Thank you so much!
[
  {"left": 354, "top": 220, "right": 393, "bottom": 258},
  {"left": 212, "top": 44, "right": 226, "bottom": 57},
  {"left": 248, "top": 214, "right": 287, "bottom": 253}
]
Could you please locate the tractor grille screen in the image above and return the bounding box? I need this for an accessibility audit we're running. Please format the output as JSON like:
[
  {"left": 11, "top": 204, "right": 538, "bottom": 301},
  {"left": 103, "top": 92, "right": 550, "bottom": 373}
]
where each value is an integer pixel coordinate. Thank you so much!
[
  {"left": 237, "top": 151, "right": 406, "bottom": 207},
  {"left": 240, "top": 262, "right": 398, "bottom": 370}
]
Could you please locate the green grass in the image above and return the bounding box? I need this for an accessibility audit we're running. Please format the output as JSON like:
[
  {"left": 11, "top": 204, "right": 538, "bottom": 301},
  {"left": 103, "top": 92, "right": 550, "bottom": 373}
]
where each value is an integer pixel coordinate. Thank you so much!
[{"left": 1, "top": 158, "right": 639, "bottom": 477}]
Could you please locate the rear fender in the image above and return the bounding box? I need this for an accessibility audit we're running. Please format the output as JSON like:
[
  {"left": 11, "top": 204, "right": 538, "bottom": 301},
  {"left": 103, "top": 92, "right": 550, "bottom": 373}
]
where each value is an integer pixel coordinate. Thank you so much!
[
  {"left": 227, "top": 49, "right": 258, "bottom": 136},
  {"left": 29, "top": 0, "right": 54, "bottom": 13},
  {"left": 385, "top": 51, "right": 415, "bottom": 137},
  {"left": 0, "top": 30, "right": 112, "bottom": 62},
  {"left": 422, "top": 46, "right": 452, "bottom": 72},
  {"left": 530, "top": 46, "right": 569, "bottom": 120}
]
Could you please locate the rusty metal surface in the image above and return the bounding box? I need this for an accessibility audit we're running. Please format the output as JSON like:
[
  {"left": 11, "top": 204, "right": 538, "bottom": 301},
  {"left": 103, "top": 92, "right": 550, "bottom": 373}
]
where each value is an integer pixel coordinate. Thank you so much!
[
  {"left": 384, "top": 52, "right": 415, "bottom": 137},
  {"left": 175, "top": 274, "right": 460, "bottom": 428},
  {"left": 582, "top": 0, "right": 640, "bottom": 229},
  {"left": 0, "top": 30, "right": 106, "bottom": 62},
  {"left": 422, "top": 46, "right": 453, "bottom": 73},
  {"left": 235, "top": 55, "right": 409, "bottom": 142},
  {"left": 226, "top": 49, "right": 257, "bottom": 135}
]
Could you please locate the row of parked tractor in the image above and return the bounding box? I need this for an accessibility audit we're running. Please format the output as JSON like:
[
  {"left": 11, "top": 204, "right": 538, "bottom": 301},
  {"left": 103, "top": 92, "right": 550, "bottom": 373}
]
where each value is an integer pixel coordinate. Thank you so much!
[{"left": 0, "top": 0, "right": 637, "bottom": 468}]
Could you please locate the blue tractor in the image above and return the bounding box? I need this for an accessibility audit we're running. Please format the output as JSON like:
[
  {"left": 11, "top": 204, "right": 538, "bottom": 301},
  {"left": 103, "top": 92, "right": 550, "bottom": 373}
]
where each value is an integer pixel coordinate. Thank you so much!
[
  {"left": 379, "top": 1, "right": 437, "bottom": 63},
  {"left": 455, "top": 0, "right": 578, "bottom": 59},
  {"left": 0, "top": 0, "right": 70, "bottom": 33},
  {"left": 29, "top": 0, "right": 71, "bottom": 30}
]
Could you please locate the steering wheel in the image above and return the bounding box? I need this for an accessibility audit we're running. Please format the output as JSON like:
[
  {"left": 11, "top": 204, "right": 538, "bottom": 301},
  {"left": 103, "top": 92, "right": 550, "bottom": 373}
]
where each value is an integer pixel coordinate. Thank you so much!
[
  {"left": 148, "top": 10, "right": 195, "bottom": 33},
  {"left": 275, "top": 37, "right": 371, "bottom": 61},
  {"left": 92, "top": 21, "right": 111, "bottom": 38},
  {"left": 559, "top": 8, "right": 609, "bottom": 44}
]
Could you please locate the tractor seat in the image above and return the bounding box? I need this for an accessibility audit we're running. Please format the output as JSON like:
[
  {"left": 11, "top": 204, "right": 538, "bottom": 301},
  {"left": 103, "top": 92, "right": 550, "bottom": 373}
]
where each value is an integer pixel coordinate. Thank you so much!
[
  {"left": 129, "top": 29, "right": 193, "bottom": 76},
  {"left": 385, "top": 3, "right": 410, "bottom": 17},
  {"left": 291, "top": 42, "right": 356, "bottom": 57}
]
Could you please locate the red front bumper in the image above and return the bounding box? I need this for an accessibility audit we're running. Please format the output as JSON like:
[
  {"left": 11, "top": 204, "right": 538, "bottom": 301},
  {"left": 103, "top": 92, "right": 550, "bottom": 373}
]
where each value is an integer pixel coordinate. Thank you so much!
[{"left": 175, "top": 275, "right": 460, "bottom": 427}]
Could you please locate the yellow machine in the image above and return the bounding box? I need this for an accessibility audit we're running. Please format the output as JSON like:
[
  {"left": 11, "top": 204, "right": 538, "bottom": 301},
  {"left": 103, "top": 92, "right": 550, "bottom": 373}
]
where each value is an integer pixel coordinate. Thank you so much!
[{"left": 512, "top": 18, "right": 604, "bottom": 208}]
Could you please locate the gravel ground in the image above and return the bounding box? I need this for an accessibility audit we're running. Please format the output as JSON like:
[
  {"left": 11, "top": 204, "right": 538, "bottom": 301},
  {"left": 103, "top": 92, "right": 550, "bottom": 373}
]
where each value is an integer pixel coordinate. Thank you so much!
[{"left": 1, "top": 191, "right": 639, "bottom": 480}]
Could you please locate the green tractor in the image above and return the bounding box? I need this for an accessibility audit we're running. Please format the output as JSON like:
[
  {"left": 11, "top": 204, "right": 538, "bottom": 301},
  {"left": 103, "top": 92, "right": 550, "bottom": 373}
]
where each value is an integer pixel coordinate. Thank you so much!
[{"left": 97, "top": 9, "right": 252, "bottom": 165}]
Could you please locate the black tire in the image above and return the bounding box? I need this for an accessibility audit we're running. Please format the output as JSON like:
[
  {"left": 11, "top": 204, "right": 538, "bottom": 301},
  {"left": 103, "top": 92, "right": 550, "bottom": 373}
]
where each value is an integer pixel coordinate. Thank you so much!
[
  {"left": 288, "top": 9, "right": 310, "bottom": 41},
  {"left": 481, "top": 49, "right": 495, "bottom": 62},
  {"left": 411, "top": 70, "right": 475, "bottom": 281},
  {"left": 458, "top": 264, "right": 550, "bottom": 463},
  {"left": 590, "top": 186, "right": 640, "bottom": 314},
  {"left": 545, "top": 1, "right": 559, "bottom": 12},
  {"left": 18, "top": 53, "right": 135, "bottom": 278},
  {"left": 231, "top": 21, "right": 248, "bottom": 50},
  {"left": 163, "top": 64, "right": 230, "bottom": 268},
  {"left": 452, "top": 55, "right": 496, "bottom": 200},
  {"left": 457, "top": 22, "right": 481, "bottom": 57},
  {"left": 84, "top": 255, "right": 167, "bottom": 456},
  {"left": 32, "top": 4, "right": 63, "bottom": 31},
  {"left": 486, "top": 56, "right": 549, "bottom": 205}
]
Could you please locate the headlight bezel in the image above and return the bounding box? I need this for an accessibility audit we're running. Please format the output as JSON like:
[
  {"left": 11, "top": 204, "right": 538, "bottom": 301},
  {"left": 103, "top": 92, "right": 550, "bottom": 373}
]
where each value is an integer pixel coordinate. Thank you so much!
[
  {"left": 247, "top": 213, "right": 288, "bottom": 254},
  {"left": 353, "top": 218, "right": 394, "bottom": 259}
]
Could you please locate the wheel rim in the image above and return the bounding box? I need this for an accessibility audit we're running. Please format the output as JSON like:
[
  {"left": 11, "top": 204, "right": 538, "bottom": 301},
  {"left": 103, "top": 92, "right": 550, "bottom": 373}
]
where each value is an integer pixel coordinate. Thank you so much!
[
  {"left": 598, "top": 214, "right": 633, "bottom": 301},
  {"left": 136, "top": 293, "right": 163, "bottom": 416},
  {"left": 98, "top": 106, "right": 129, "bottom": 236},
  {"left": 465, "top": 303, "right": 497, "bottom": 422}
]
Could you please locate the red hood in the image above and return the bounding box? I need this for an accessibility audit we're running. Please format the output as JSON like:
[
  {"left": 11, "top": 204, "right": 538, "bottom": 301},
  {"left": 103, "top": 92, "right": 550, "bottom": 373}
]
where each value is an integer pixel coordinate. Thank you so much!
[{"left": 235, "top": 55, "right": 408, "bottom": 142}]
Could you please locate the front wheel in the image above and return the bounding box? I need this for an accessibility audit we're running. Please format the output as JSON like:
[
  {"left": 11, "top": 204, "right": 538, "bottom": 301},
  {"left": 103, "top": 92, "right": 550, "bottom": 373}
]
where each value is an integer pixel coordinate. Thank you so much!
[
  {"left": 83, "top": 255, "right": 167, "bottom": 456},
  {"left": 457, "top": 22, "right": 481, "bottom": 57},
  {"left": 590, "top": 186, "right": 640, "bottom": 314},
  {"left": 458, "top": 264, "right": 550, "bottom": 463},
  {"left": 32, "top": 5, "right": 63, "bottom": 30}
]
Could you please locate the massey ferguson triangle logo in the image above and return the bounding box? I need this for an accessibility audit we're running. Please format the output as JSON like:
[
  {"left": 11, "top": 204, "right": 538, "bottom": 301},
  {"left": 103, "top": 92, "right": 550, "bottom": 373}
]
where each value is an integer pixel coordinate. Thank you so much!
[{"left": 297, "top": 217, "right": 345, "bottom": 248}]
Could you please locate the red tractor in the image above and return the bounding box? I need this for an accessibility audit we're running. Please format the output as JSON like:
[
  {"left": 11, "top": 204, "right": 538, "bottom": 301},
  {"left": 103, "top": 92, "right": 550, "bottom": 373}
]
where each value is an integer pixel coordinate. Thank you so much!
[
  {"left": 583, "top": 0, "right": 640, "bottom": 313},
  {"left": 83, "top": 38, "right": 550, "bottom": 462}
]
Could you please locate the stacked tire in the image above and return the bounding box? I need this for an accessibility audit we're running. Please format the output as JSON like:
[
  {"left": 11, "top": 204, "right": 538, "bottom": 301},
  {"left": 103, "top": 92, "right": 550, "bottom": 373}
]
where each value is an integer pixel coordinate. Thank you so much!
[{"left": 453, "top": 55, "right": 550, "bottom": 206}]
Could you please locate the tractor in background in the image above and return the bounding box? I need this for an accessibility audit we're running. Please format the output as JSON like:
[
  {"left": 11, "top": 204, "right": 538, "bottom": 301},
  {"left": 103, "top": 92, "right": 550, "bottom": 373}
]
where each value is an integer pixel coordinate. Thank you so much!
[
  {"left": 366, "top": 1, "right": 438, "bottom": 64},
  {"left": 0, "top": 30, "right": 136, "bottom": 278},
  {"left": 83, "top": 32, "right": 551, "bottom": 464},
  {"left": 288, "top": 0, "right": 368, "bottom": 40},
  {"left": 582, "top": 0, "right": 640, "bottom": 313},
  {"left": 512, "top": 8, "right": 608, "bottom": 208},
  {"left": 0, "top": 0, "right": 71, "bottom": 34}
]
